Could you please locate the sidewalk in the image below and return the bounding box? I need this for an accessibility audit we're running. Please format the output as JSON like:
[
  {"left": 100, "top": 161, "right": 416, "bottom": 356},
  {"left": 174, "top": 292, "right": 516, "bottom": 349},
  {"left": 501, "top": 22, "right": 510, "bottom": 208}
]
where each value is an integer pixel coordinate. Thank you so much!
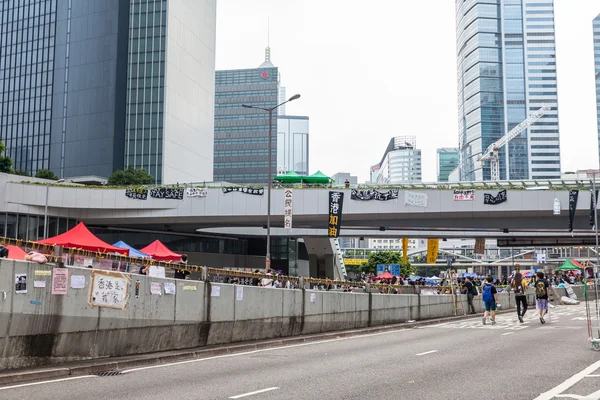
[{"left": 0, "top": 309, "right": 514, "bottom": 386}]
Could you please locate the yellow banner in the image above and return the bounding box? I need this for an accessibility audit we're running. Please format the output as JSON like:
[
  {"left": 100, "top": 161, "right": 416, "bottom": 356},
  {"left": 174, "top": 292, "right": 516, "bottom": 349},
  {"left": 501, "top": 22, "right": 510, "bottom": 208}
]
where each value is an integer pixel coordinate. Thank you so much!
[
  {"left": 402, "top": 238, "right": 408, "bottom": 265},
  {"left": 426, "top": 239, "right": 439, "bottom": 264},
  {"left": 343, "top": 258, "right": 366, "bottom": 266}
]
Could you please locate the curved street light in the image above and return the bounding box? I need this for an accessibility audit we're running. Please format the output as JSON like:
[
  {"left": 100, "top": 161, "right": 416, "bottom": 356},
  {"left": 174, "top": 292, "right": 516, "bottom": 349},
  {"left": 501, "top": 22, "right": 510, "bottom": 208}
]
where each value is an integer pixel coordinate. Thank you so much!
[{"left": 241, "top": 94, "right": 301, "bottom": 269}]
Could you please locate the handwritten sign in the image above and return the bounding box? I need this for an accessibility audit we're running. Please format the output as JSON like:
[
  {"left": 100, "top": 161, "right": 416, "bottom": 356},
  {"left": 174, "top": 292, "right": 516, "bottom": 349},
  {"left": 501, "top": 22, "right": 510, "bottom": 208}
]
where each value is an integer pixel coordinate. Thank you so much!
[
  {"left": 150, "top": 282, "right": 162, "bottom": 295},
  {"left": 148, "top": 266, "right": 166, "bottom": 279},
  {"left": 51, "top": 268, "right": 68, "bottom": 295},
  {"left": 164, "top": 282, "right": 176, "bottom": 295},
  {"left": 88, "top": 270, "right": 130, "bottom": 310}
]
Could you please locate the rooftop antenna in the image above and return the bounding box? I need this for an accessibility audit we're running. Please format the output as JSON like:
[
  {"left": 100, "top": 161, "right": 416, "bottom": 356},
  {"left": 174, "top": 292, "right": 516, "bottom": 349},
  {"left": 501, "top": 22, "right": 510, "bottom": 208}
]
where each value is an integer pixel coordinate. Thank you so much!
[{"left": 259, "top": 17, "right": 275, "bottom": 68}]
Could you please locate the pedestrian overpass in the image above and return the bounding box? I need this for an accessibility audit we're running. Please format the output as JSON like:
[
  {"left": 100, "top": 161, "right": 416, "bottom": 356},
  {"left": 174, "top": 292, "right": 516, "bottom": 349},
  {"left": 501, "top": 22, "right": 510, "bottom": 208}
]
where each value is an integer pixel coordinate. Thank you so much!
[{"left": 4, "top": 176, "right": 599, "bottom": 245}]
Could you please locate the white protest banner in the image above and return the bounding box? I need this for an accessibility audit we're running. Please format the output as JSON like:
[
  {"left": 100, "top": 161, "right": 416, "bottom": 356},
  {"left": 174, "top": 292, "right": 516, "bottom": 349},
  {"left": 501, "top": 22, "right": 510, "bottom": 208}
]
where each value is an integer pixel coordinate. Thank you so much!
[
  {"left": 405, "top": 191, "right": 428, "bottom": 208},
  {"left": 284, "top": 189, "right": 293, "bottom": 230}
]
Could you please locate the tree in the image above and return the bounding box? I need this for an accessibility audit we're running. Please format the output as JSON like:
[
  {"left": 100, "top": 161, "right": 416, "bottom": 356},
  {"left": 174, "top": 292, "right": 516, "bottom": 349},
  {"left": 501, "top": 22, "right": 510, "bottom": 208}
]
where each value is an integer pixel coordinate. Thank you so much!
[
  {"left": 35, "top": 169, "right": 59, "bottom": 180},
  {"left": 363, "top": 250, "right": 414, "bottom": 277},
  {"left": 11, "top": 169, "right": 30, "bottom": 176},
  {"left": 108, "top": 166, "right": 154, "bottom": 185},
  {"left": 0, "top": 141, "right": 13, "bottom": 173}
]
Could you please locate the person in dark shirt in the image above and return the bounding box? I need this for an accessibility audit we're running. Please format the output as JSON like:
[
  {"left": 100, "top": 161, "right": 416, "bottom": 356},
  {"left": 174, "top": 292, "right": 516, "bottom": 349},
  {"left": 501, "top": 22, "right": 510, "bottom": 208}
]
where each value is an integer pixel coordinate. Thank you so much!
[
  {"left": 174, "top": 254, "right": 189, "bottom": 280},
  {"left": 463, "top": 276, "right": 477, "bottom": 314}
]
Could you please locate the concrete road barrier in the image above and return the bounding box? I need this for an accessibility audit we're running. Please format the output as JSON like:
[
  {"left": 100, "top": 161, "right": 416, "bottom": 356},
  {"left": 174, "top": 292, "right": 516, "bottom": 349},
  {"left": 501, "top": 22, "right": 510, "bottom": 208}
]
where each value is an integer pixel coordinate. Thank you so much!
[{"left": 0, "top": 259, "right": 549, "bottom": 371}]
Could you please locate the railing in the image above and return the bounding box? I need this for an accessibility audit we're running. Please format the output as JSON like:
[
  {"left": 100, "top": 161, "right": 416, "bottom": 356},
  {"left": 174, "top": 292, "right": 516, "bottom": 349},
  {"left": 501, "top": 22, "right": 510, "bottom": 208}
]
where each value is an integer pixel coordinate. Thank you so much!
[{"left": 11, "top": 177, "right": 600, "bottom": 191}]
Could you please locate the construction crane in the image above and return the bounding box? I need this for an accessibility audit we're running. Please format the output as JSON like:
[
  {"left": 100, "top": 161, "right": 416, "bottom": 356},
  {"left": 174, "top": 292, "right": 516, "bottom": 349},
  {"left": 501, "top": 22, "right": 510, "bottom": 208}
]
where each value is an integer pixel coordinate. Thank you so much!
[{"left": 479, "top": 106, "right": 551, "bottom": 181}]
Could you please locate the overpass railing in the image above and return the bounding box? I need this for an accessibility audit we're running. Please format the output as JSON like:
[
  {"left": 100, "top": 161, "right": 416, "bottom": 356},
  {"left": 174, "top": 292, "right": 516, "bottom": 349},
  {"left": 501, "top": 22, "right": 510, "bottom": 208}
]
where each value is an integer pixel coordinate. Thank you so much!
[{"left": 12, "top": 177, "right": 600, "bottom": 191}]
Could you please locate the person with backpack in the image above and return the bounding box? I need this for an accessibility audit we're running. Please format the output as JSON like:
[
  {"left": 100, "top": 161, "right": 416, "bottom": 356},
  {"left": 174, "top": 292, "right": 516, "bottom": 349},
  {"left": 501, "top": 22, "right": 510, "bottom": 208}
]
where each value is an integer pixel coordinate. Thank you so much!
[
  {"left": 511, "top": 272, "right": 528, "bottom": 323},
  {"left": 463, "top": 276, "right": 477, "bottom": 314},
  {"left": 534, "top": 271, "right": 550, "bottom": 324},
  {"left": 482, "top": 275, "right": 500, "bottom": 325}
]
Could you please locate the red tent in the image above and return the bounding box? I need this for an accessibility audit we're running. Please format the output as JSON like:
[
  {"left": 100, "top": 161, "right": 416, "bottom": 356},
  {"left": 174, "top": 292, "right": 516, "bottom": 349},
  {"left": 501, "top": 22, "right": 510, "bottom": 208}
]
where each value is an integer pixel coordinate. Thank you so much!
[
  {"left": 5, "top": 245, "right": 27, "bottom": 260},
  {"left": 376, "top": 271, "right": 394, "bottom": 280},
  {"left": 139, "top": 240, "right": 181, "bottom": 261},
  {"left": 37, "top": 222, "right": 129, "bottom": 255}
]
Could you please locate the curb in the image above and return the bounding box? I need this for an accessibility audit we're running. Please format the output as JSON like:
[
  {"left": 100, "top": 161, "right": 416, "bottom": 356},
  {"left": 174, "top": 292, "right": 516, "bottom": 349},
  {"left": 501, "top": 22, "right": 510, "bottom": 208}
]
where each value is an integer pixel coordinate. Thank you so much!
[{"left": 0, "top": 309, "right": 514, "bottom": 386}]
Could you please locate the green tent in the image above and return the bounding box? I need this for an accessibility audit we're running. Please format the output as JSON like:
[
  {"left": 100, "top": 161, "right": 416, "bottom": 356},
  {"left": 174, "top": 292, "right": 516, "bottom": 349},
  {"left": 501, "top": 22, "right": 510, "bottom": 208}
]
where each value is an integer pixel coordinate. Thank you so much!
[
  {"left": 274, "top": 170, "right": 303, "bottom": 183},
  {"left": 302, "top": 170, "right": 332, "bottom": 184},
  {"left": 553, "top": 259, "right": 584, "bottom": 271}
]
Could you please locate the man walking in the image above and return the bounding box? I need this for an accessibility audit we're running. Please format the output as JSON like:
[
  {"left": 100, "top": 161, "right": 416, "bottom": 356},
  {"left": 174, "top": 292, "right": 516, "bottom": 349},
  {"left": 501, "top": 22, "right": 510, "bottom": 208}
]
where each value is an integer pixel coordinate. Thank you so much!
[
  {"left": 463, "top": 276, "right": 477, "bottom": 314},
  {"left": 482, "top": 275, "right": 500, "bottom": 325},
  {"left": 534, "top": 271, "right": 550, "bottom": 324}
]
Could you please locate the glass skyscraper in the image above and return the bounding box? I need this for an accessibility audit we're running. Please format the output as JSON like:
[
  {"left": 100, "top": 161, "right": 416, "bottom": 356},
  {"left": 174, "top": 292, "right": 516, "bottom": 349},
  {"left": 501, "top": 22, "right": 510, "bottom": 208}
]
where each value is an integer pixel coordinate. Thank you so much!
[
  {"left": 277, "top": 115, "right": 309, "bottom": 175},
  {"left": 437, "top": 148, "right": 459, "bottom": 182},
  {"left": 456, "top": 0, "right": 561, "bottom": 181},
  {"left": 214, "top": 49, "right": 279, "bottom": 184},
  {"left": 595, "top": 14, "right": 600, "bottom": 161},
  {"left": 375, "top": 136, "right": 422, "bottom": 184},
  {"left": 0, "top": 0, "right": 216, "bottom": 184}
]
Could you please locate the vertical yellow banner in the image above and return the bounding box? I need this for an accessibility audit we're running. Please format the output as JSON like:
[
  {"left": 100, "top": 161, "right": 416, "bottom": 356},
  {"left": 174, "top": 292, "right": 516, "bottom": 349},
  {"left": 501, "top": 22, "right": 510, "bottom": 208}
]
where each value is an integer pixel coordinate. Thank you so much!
[
  {"left": 427, "top": 239, "right": 439, "bottom": 264},
  {"left": 402, "top": 238, "right": 408, "bottom": 265}
]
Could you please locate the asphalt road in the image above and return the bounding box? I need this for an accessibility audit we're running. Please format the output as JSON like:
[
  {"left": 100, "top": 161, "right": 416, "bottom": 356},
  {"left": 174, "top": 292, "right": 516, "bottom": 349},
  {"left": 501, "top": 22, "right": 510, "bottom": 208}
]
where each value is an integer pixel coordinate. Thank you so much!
[{"left": 2, "top": 304, "right": 600, "bottom": 400}]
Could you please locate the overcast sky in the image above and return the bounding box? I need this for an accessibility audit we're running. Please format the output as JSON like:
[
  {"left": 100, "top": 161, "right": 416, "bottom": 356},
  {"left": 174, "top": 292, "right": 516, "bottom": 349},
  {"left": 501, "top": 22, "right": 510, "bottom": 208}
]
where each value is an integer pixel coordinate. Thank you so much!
[{"left": 215, "top": 1, "right": 600, "bottom": 183}]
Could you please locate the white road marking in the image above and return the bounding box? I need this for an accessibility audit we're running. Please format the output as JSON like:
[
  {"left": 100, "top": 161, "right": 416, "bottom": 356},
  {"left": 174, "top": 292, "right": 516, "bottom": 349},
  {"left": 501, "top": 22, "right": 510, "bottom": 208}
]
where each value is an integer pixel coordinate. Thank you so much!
[
  {"left": 121, "top": 328, "right": 410, "bottom": 374},
  {"left": 229, "top": 387, "right": 279, "bottom": 399},
  {"left": 534, "top": 359, "right": 600, "bottom": 400},
  {"left": 585, "top": 375, "right": 600, "bottom": 378},
  {"left": 0, "top": 375, "right": 96, "bottom": 391},
  {"left": 501, "top": 332, "right": 515, "bottom": 336},
  {"left": 415, "top": 350, "right": 438, "bottom": 356}
]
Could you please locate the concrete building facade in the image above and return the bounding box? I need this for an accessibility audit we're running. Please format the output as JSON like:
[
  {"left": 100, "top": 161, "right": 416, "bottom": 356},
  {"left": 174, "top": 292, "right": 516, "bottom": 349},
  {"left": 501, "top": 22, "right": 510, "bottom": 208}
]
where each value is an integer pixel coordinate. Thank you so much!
[
  {"left": 0, "top": 0, "right": 216, "bottom": 184},
  {"left": 456, "top": 0, "right": 561, "bottom": 181}
]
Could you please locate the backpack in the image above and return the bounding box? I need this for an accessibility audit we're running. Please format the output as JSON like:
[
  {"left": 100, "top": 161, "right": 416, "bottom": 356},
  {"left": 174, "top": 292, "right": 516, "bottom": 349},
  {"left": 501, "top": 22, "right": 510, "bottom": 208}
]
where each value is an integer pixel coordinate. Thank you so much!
[
  {"left": 535, "top": 280, "right": 547, "bottom": 299},
  {"left": 513, "top": 283, "right": 525, "bottom": 296},
  {"left": 470, "top": 283, "right": 478, "bottom": 296},
  {"left": 482, "top": 284, "right": 494, "bottom": 302}
]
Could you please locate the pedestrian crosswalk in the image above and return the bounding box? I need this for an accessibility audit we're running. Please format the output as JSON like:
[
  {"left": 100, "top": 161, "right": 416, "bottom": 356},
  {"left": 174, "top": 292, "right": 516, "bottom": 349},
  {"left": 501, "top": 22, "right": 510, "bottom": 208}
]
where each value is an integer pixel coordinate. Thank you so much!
[{"left": 428, "top": 304, "right": 588, "bottom": 331}]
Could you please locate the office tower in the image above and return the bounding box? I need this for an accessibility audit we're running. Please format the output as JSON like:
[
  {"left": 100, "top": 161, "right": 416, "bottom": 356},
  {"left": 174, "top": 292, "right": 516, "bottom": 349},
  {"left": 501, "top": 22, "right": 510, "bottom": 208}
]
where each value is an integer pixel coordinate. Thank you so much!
[
  {"left": 375, "top": 136, "right": 422, "bottom": 184},
  {"left": 595, "top": 14, "right": 600, "bottom": 160},
  {"left": 369, "top": 164, "right": 381, "bottom": 184},
  {"left": 277, "top": 115, "right": 309, "bottom": 175},
  {"left": 456, "top": 0, "right": 561, "bottom": 181},
  {"left": 332, "top": 172, "right": 358, "bottom": 186},
  {"left": 437, "top": 148, "right": 459, "bottom": 182},
  {"left": 0, "top": 0, "right": 216, "bottom": 184},
  {"left": 214, "top": 48, "right": 278, "bottom": 184}
]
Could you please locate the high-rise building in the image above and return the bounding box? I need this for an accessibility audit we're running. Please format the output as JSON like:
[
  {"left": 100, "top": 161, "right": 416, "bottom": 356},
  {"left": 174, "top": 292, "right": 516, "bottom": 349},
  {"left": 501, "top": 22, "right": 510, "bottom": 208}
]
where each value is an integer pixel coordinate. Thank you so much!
[
  {"left": 456, "top": 0, "right": 561, "bottom": 181},
  {"left": 369, "top": 164, "right": 381, "bottom": 184},
  {"left": 331, "top": 172, "right": 358, "bottom": 186},
  {"left": 595, "top": 14, "right": 600, "bottom": 160},
  {"left": 277, "top": 115, "right": 309, "bottom": 175},
  {"left": 0, "top": 0, "right": 216, "bottom": 184},
  {"left": 437, "top": 148, "right": 459, "bottom": 182},
  {"left": 214, "top": 48, "right": 278, "bottom": 184},
  {"left": 374, "top": 136, "right": 422, "bottom": 184}
]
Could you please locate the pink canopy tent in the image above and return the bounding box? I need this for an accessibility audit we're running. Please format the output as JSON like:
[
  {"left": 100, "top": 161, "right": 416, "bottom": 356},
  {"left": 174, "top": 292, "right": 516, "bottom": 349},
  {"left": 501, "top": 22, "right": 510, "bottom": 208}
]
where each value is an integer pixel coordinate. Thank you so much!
[
  {"left": 37, "top": 222, "right": 129, "bottom": 255},
  {"left": 139, "top": 240, "right": 181, "bottom": 261}
]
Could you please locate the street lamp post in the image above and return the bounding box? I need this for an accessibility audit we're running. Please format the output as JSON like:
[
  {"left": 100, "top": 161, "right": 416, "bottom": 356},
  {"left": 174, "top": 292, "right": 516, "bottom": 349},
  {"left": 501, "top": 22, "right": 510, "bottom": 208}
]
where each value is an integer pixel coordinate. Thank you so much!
[
  {"left": 43, "top": 179, "right": 65, "bottom": 239},
  {"left": 242, "top": 94, "right": 301, "bottom": 269}
]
